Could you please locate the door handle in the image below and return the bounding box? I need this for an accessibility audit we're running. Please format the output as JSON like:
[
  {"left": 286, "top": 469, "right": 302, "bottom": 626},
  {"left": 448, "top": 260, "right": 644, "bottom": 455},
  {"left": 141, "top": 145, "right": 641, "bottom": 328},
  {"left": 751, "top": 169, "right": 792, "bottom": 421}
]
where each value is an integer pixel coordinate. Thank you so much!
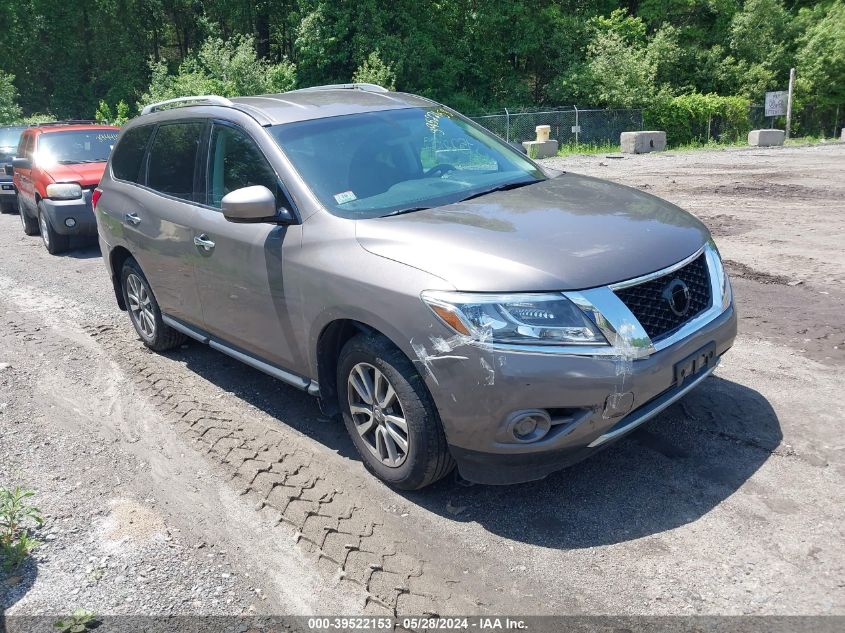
[
  {"left": 193, "top": 234, "right": 216, "bottom": 251},
  {"left": 124, "top": 213, "right": 141, "bottom": 226}
]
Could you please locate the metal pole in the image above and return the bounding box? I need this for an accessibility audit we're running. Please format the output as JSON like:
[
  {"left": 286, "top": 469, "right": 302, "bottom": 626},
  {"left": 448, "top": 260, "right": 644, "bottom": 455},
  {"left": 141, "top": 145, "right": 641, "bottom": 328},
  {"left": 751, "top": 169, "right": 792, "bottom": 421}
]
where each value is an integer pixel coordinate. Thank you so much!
[
  {"left": 786, "top": 67, "right": 796, "bottom": 139},
  {"left": 574, "top": 106, "right": 579, "bottom": 146},
  {"left": 505, "top": 108, "right": 510, "bottom": 143}
]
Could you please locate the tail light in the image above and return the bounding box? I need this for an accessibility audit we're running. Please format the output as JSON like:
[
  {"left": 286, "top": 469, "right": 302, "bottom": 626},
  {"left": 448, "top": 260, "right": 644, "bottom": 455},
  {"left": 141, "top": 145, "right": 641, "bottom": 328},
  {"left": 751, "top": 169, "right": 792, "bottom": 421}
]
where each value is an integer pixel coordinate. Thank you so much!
[{"left": 92, "top": 187, "right": 102, "bottom": 210}]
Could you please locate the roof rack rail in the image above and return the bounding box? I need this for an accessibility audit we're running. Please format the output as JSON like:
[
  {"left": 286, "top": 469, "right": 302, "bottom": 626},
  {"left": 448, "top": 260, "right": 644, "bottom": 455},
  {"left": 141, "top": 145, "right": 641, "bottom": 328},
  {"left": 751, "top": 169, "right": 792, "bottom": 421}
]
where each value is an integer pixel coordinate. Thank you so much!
[
  {"left": 37, "top": 120, "right": 99, "bottom": 126},
  {"left": 292, "top": 83, "right": 389, "bottom": 94},
  {"left": 140, "top": 95, "right": 234, "bottom": 116}
]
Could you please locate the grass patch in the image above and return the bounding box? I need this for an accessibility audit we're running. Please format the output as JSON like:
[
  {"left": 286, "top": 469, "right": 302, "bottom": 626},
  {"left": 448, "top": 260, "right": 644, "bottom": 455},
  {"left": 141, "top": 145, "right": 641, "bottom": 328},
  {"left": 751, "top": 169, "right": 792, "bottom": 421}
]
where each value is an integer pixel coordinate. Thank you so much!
[{"left": 556, "top": 141, "right": 619, "bottom": 157}]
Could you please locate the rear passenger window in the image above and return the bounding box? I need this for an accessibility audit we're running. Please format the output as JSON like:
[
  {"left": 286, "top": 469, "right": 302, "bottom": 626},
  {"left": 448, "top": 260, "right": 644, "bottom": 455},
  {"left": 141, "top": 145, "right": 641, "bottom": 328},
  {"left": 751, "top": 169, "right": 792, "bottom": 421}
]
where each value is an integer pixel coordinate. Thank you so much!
[
  {"left": 112, "top": 126, "right": 154, "bottom": 183},
  {"left": 147, "top": 122, "right": 204, "bottom": 201},
  {"left": 207, "top": 124, "right": 281, "bottom": 208}
]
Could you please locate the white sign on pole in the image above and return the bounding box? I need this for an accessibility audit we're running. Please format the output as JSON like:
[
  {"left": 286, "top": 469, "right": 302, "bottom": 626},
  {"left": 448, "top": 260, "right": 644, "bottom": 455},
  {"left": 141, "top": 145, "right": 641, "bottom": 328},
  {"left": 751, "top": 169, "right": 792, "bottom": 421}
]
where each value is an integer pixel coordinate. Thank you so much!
[{"left": 765, "top": 91, "right": 788, "bottom": 117}]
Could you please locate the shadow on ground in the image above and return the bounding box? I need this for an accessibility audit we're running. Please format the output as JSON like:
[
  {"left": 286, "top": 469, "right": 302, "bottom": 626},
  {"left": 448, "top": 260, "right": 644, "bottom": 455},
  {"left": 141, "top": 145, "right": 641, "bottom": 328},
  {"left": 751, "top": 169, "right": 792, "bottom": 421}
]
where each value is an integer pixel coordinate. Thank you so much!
[
  {"left": 0, "top": 555, "right": 38, "bottom": 612},
  {"left": 174, "top": 340, "right": 779, "bottom": 549}
]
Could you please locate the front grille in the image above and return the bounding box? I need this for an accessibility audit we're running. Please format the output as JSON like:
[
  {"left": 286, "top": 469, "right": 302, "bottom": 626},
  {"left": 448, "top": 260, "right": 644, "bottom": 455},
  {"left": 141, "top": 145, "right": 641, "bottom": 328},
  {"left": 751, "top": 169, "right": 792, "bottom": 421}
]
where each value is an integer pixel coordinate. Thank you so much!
[{"left": 614, "top": 253, "right": 711, "bottom": 341}]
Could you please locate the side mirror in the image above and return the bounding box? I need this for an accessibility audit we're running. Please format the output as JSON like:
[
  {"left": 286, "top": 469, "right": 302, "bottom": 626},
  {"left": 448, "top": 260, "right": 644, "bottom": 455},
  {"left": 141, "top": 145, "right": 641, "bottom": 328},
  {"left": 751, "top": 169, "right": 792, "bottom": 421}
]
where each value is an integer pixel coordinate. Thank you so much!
[
  {"left": 509, "top": 142, "right": 527, "bottom": 155},
  {"left": 12, "top": 157, "right": 31, "bottom": 170},
  {"left": 3, "top": 164, "right": 12, "bottom": 176},
  {"left": 221, "top": 185, "right": 293, "bottom": 223}
]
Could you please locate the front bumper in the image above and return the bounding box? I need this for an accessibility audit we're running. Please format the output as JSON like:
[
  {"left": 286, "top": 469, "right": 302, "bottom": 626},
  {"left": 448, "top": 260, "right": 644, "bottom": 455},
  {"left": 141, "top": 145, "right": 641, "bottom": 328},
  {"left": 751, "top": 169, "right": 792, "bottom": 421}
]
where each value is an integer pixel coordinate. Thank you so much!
[
  {"left": 0, "top": 181, "right": 16, "bottom": 208},
  {"left": 429, "top": 303, "right": 736, "bottom": 485},
  {"left": 41, "top": 192, "right": 97, "bottom": 236}
]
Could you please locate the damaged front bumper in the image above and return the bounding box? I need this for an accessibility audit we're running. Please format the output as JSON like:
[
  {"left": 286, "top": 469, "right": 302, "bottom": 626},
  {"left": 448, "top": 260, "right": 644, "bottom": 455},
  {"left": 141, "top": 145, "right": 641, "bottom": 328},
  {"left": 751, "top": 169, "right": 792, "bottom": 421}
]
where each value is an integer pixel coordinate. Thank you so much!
[
  {"left": 430, "top": 303, "right": 736, "bottom": 485},
  {"left": 415, "top": 243, "right": 736, "bottom": 485}
]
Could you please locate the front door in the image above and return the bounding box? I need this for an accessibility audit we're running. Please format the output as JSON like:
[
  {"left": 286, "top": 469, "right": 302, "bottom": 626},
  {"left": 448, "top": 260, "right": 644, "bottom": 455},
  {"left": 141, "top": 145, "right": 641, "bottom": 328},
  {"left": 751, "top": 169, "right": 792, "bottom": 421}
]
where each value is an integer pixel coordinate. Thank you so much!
[{"left": 191, "top": 121, "right": 304, "bottom": 371}]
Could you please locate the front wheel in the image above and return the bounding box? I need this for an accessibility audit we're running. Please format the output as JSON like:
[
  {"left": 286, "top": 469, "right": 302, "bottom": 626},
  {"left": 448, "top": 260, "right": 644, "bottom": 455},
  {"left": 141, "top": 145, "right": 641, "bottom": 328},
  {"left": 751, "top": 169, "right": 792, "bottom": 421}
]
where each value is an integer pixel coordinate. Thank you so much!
[
  {"left": 120, "top": 257, "right": 187, "bottom": 352},
  {"left": 338, "top": 333, "right": 454, "bottom": 490},
  {"left": 18, "top": 198, "right": 39, "bottom": 236},
  {"left": 38, "top": 203, "right": 69, "bottom": 254}
]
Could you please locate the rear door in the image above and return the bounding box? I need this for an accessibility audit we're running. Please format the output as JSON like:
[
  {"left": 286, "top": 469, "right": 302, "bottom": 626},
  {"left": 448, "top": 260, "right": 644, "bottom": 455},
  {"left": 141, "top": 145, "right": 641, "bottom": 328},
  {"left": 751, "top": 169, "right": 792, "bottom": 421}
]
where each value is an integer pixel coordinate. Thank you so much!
[
  {"left": 119, "top": 120, "right": 207, "bottom": 326},
  {"left": 190, "top": 120, "right": 304, "bottom": 370}
]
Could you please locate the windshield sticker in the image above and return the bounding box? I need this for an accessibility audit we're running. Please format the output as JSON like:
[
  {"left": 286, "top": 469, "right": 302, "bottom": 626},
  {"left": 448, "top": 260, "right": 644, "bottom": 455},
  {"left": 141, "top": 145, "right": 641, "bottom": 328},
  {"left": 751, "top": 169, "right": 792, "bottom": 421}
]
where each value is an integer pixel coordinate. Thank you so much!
[{"left": 333, "top": 190, "right": 357, "bottom": 204}]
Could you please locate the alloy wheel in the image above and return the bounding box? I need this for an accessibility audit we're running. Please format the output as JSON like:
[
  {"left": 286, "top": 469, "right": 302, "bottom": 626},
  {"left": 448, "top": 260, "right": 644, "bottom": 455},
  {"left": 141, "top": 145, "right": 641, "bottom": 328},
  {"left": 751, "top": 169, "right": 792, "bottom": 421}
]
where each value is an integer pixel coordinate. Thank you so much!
[
  {"left": 347, "top": 362, "right": 409, "bottom": 467},
  {"left": 126, "top": 273, "right": 156, "bottom": 339}
]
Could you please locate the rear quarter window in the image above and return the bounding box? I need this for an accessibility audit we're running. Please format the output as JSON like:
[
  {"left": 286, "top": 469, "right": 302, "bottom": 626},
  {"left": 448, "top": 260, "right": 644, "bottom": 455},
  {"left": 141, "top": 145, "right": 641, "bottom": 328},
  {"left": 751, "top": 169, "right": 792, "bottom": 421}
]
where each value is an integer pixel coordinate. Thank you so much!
[{"left": 112, "top": 126, "right": 154, "bottom": 183}]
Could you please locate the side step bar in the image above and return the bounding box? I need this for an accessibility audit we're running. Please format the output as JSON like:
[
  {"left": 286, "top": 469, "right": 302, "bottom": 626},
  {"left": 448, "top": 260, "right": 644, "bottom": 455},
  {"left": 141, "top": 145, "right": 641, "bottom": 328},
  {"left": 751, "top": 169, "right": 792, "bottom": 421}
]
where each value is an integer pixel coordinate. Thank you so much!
[{"left": 162, "top": 315, "right": 320, "bottom": 396}]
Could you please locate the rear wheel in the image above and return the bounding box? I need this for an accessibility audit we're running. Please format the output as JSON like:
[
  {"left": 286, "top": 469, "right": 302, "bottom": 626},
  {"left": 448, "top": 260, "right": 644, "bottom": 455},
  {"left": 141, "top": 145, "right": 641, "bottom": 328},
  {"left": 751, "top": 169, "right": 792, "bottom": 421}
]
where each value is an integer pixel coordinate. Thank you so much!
[
  {"left": 120, "top": 257, "right": 187, "bottom": 352},
  {"left": 18, "top": 198, "right": 38, "bottom": 236},
  {"left": 338, "top": 333, "right": 454, "bottom": 489},
  {"left": 38, "top": 203, "right": 69, "bottom": 254}
]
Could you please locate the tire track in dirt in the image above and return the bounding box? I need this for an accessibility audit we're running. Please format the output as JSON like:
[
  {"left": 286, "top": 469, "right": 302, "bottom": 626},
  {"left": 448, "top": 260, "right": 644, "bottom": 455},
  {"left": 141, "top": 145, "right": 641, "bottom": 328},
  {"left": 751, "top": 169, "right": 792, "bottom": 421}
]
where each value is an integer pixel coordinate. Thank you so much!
[{"left": 1, "top": 296, "right": 504, "bottom": 616}]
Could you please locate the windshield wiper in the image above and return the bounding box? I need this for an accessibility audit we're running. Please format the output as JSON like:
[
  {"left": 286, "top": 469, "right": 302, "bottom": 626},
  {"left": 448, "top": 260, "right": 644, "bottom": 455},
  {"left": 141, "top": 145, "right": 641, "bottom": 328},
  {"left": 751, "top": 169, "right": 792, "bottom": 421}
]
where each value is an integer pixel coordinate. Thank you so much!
[
  {"left": 381, "top": 206, "right": 432, "bottom": 218},
  {"left": 457, "top": 179, "right": 538, "bottom": 203}
]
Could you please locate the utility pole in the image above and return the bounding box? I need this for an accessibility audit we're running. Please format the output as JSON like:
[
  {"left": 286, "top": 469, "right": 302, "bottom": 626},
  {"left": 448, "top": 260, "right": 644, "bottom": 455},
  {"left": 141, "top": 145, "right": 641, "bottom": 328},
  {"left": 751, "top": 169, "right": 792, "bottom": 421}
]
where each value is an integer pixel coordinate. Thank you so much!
[{"left": 786, "top": 67, "right": 796, "bottom": 139}]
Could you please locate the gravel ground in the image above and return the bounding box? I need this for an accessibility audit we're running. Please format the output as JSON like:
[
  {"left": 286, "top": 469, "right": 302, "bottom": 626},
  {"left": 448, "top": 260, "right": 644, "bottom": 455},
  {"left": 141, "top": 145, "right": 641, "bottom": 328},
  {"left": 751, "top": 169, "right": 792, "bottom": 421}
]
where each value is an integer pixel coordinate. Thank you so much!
[{"left": 1, "top": 143, "right": 843, "bottom": 619}]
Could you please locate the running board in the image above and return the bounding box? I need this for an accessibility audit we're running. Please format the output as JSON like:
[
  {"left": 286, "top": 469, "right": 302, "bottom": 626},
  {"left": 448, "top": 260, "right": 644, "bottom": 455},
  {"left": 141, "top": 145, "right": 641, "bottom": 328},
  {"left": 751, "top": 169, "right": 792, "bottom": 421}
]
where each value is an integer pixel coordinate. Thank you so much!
[{"left": 162, "top": 314, "right": 320, "bottom": 396}]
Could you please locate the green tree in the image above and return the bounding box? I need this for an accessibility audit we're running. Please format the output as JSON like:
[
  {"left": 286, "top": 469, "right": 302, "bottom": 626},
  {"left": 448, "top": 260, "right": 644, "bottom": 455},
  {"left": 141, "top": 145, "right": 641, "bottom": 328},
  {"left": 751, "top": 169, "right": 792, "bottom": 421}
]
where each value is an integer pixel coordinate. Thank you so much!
[
  {"left": 139, "top": 34, "right": 297, "bottom": 107},
  {"left": 796, "top": 1, "right": 845, "bottom": 109},
  {"left": 352, "top": 51, "right": 396, "bottom": 90},
  {"left": 0, "top": 71, "right": 22, "bottom": 124}
]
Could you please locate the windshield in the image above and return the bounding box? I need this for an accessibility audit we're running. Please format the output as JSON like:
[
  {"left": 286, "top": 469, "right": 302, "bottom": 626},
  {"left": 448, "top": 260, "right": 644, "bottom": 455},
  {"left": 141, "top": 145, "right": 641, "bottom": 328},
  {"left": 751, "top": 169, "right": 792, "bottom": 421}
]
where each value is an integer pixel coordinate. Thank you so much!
[
  {"left": 35, "top": 129, "right": 119, "bottom": 167},
  {"left": 269, "top": 107, "right": 544, "bottom": 219},
  {"left": 0, "top": 127, "right": 25, "bottom": 153}
]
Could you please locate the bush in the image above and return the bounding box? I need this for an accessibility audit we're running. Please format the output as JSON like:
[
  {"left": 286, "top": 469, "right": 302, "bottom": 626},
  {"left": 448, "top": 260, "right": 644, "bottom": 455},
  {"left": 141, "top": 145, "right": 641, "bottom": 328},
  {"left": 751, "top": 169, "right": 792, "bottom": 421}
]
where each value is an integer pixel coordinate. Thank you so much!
[
  {"left": 352, "top": 51, "right": 396, "bottom": 90},
  {"left": 139, "top": 35, "right": 297, "bottom": 109},
  {"left": 95, "top": 100, "right": 130, "bottom": 126},
  {"left": 645, "top": 93, "right": 752, "bottom": 145}
]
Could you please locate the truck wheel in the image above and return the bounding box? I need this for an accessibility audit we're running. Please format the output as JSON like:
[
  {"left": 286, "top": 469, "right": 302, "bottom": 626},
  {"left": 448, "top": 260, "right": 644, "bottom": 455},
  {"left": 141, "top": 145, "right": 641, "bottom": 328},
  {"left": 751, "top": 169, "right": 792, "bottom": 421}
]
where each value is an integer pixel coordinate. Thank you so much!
[
  {"left": 120, "top": 257, "right": 187, "bottom": 352},
  {"left": 338, "top": 333, "right": 454, "bottom": 490},
  {"left": 38, "top": 203, "right": 69, "bottom": 254},
  {"left": 18, "top": 198, "right": 38, "bottom": 236}
]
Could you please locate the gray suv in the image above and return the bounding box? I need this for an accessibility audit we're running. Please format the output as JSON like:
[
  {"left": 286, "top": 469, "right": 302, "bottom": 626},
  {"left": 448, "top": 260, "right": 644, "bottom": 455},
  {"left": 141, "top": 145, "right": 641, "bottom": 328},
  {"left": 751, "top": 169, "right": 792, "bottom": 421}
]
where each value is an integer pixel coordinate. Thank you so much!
[{"left": 95, "top": 85, "right": 736, "bottom": 489}]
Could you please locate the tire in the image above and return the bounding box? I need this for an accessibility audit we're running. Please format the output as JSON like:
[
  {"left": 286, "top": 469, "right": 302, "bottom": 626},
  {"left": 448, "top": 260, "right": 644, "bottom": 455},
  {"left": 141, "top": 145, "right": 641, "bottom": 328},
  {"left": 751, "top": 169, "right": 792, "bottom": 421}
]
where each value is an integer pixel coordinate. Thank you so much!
[
  {"left": 18, "top": 197, "right": 39, "bottom": 236},
  {"left": 120, "top": 257, "right": 187, "bottom": 352},
  {"left": 338, "top": 333, "right": 454, "bottom": 490},
  {"left": 38, "top": 203, "right": 69, "bottom": 255},
  {"left": 0, "top": 200, "right": 16, "bottom": 214}
]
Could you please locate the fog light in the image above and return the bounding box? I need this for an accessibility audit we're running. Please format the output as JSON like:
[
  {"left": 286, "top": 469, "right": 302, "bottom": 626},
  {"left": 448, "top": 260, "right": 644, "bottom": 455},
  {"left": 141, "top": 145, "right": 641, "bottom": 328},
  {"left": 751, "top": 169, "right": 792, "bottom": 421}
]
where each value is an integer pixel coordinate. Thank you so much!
[
  {"left": 506, "top": 409, "right": 552, "bottom": 443},
  {"left": 64, "top": 217, "right": 76, "bottom": 228}
]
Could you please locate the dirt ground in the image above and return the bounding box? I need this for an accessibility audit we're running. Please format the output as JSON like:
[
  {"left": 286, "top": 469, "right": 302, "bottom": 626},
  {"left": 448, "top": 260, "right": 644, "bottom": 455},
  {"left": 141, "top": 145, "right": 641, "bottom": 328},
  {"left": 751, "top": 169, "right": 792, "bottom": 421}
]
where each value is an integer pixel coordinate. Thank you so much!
[{"left": 1, "top": 143, "right": 843, "bottom": 619}]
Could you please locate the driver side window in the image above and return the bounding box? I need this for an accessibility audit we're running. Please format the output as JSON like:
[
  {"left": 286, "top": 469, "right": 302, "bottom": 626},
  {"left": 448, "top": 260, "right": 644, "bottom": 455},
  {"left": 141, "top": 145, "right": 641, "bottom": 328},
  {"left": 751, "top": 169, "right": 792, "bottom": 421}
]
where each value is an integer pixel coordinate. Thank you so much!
[{"left": 207, "top": 123, "right": 282, "bottom": 209}]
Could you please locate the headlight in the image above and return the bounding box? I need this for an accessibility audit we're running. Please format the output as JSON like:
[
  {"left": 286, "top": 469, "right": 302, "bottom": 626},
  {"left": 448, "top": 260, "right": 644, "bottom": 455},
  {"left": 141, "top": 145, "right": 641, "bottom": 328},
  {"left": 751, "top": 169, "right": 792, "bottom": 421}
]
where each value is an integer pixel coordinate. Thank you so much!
[
  {"left": 45, "top": 183, "right": 83, "bottom": 200},
  {"left": 708, "top": 240, "right": 732, "bottom": 311},
  {"left": 421, "top": 291, "right": 608, "bottom": 345}
]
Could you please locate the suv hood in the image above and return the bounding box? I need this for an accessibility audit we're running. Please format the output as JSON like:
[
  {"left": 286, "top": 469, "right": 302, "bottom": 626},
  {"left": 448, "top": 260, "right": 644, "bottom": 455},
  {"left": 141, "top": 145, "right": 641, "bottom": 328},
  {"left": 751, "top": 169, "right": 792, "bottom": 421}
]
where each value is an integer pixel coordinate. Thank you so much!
[
  {"left": 44, "top": 162, "right": 107, "bottom": 187},
  {"left": 356, "top": 173, "right": 710, "bottom": 291}
]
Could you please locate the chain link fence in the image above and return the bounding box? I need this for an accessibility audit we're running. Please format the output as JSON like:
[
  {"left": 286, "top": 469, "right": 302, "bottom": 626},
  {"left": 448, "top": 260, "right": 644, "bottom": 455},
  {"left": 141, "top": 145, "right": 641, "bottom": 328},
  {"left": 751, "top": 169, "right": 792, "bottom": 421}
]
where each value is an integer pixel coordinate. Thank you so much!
[
  {"left": 469, "top": 107, "right": 643, "bottom": 146},
  {"left": 470, "top": 104, "right": 841, "bottom": 149}
]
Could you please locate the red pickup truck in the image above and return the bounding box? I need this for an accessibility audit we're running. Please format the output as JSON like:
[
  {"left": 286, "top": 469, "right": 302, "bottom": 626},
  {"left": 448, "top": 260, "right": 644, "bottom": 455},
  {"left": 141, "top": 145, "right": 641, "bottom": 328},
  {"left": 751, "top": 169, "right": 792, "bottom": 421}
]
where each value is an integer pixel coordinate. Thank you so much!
[{"left": 13, "top": 122, "right": 119, "bottom": 254}]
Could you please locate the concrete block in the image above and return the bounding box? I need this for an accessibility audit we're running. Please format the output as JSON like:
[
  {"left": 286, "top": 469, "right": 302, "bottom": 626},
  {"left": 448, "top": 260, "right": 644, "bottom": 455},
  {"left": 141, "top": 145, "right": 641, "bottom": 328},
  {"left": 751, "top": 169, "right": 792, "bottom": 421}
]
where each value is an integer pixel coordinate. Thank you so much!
[
  {"left": 748, "top": 129, "right": 785, "bottom": 147},
  {"left": 620, "top": 131, "right": 666, "bottom": 154},
  {"left": 522, "top": 139, "right": 559, "bottom": 159}
]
